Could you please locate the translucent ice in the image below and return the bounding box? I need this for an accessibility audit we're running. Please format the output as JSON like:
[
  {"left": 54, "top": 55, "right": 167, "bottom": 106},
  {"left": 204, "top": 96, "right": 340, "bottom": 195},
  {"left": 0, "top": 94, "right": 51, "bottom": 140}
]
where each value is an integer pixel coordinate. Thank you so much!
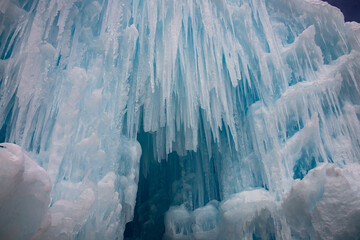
[
  {"left": 164, "top": 163, "right": 360, "bottom": 239},
  {"left": 0, "top": 0, "right": 360, "bottom": 239}
]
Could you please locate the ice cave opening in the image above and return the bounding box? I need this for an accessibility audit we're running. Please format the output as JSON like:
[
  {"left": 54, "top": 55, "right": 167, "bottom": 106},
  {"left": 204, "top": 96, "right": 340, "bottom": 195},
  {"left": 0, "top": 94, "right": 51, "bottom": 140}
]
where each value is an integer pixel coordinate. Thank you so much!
[
  {"left": 124, "top": 117, "right": 224, "bottom": 240},
  {"left": 124, "top": 131, "right": 181, "bottom": 240}
]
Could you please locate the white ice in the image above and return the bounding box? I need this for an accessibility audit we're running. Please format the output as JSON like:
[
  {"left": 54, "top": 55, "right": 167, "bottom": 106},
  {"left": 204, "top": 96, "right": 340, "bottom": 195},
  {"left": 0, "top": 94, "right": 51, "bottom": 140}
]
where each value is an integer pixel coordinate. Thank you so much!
[{"left": 0, "top": 0, "right": 360, "bottom": 239}]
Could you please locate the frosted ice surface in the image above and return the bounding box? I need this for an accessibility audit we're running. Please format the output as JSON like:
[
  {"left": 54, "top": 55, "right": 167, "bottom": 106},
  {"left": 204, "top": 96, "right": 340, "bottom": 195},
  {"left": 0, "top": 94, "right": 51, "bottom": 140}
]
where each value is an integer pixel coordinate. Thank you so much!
[
  {"left": 165, "top": 164, "right": 360, "bottom": 239},
  {"left": 0, "top": 143, "right": 51, "bottom": 240},
  {"left": 0, "top": 0, "right": 360, "bottom": 239},
  {"left": 283, "top": 163, "right": 360, "bottom": 239}
]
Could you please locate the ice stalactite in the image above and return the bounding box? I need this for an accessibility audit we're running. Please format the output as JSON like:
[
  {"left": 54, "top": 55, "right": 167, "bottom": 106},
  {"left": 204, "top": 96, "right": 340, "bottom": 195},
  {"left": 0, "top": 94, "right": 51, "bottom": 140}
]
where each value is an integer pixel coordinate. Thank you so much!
[{"left": 0, "top": 0, "right": 360, "bottom": 239}]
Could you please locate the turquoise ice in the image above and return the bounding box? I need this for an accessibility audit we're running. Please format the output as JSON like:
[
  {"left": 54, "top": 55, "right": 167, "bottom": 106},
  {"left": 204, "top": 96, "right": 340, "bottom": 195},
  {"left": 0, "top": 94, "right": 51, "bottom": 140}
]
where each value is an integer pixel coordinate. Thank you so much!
[{"left": 0, "top": 0, "right": 360, "bottom": 239}]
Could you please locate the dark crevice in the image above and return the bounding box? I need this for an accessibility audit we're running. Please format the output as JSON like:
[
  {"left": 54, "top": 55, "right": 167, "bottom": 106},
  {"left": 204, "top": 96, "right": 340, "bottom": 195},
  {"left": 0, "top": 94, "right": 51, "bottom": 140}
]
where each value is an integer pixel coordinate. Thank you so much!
[
  {"left": 124, "top": 125, "right": 223, "bottom": 239},
  {"left": 124, "top": 130, "right": 182, "bottom": 240}
]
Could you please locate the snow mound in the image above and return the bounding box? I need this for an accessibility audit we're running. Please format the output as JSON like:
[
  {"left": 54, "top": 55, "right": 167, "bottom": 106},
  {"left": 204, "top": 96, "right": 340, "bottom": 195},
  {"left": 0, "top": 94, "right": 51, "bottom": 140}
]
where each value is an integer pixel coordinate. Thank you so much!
[{"left": 0, "top": 143, "right": 51, "bottom": 239}]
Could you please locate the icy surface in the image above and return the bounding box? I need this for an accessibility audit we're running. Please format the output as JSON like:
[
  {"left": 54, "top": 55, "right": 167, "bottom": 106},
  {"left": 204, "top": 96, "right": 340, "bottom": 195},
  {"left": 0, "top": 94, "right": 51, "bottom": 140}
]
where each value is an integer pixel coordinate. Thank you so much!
[
  {"left": 0, "top": 0, "right": 360, "bottom": 239},
  {"left": 283, "top": 163, "right": 360, "bottom": 239},
  {"left": 0, "top": 143, "right": 51, "bottom": 240},
  {"left": 164, "top": 163, "right": 360, "bottom": 240}
]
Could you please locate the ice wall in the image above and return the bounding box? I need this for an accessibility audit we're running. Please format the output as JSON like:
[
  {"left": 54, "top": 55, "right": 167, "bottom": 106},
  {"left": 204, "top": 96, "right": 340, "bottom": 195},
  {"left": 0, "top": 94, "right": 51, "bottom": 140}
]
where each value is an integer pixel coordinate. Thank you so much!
[
  {"left": 0, "top": 0, "right": 360, "bottom": 239},
  {"left": 0, "top": 0, "right": 142, "bottom": 238},
  {"left": 165, "top": 163, "right": 360, "bottom": 239}
]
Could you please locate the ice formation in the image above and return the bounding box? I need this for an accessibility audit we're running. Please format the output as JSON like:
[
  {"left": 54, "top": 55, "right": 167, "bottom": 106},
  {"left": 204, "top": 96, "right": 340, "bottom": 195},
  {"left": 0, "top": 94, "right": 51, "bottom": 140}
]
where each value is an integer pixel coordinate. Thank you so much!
[
  {"left": 0, "top": 143, "right": 51, "bottom": 239},
  {"left": 0, "top": 0, "right": 360, "bottom": 239}
]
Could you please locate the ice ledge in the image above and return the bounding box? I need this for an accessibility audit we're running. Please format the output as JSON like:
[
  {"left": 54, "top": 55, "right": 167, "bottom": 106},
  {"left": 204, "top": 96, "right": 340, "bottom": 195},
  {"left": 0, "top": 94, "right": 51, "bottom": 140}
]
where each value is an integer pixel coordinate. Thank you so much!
[{"left": 164, "top": 163, "right": 360, "bottom": 240}]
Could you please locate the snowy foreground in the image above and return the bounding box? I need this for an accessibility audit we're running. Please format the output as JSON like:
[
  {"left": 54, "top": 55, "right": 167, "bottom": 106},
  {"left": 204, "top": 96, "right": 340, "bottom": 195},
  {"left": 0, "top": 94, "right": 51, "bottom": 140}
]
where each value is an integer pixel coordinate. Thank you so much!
[
  {"left": 1, "top": 0, "right": 360, "bottom": 239},
  {"left": 1, "top": 144, "right": 360, "bottom": 239}
]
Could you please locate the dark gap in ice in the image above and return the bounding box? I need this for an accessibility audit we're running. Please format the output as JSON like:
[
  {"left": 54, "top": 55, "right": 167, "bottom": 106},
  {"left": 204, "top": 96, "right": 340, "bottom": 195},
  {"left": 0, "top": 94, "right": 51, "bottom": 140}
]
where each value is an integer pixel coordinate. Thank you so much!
[
  {"left": 124, "top": 123, "right": 224, "bottom": 239},
  {"left": 0, "top": 92, "right": 17, "bottom": 143},
  {"left": 293, "top": 155, "right": 317, "bottom": 180},
  {"left": 0, "top": 123, "right": 8, "bottom": 143},
  {"left": 124, "top": 130, "right": 182, "bottom": 240}
]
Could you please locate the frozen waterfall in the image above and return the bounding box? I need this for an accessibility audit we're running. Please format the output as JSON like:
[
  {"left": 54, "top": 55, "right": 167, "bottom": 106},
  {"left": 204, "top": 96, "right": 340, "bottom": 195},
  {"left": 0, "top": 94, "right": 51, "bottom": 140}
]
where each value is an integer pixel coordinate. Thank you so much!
[{"left": 1, "top": 0, "right": 360, "bottom": 239}]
